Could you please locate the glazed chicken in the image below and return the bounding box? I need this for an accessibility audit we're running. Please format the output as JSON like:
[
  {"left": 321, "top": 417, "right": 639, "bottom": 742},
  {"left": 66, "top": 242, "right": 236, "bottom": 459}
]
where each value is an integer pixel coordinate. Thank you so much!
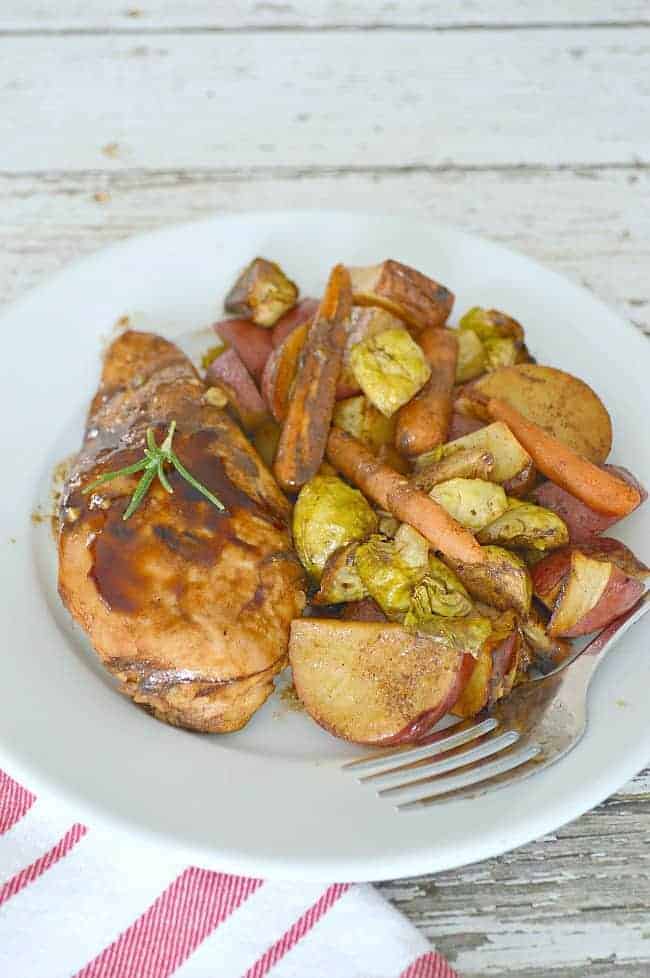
[{"left": 58, "top": 330, "right": 305, "bottom": 732}]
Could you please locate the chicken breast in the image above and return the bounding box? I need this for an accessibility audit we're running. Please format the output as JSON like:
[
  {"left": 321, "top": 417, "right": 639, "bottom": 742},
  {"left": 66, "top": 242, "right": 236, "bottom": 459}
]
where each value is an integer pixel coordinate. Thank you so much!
[{"left": 58, "top": 330, "right": 305, "bottom": 732}]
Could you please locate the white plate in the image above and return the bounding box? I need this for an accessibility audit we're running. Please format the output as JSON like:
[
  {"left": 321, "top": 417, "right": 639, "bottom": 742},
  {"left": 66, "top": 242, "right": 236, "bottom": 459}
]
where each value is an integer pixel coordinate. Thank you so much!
[{"left": 1, "top": 211, "right": 648, "bottom": 883}]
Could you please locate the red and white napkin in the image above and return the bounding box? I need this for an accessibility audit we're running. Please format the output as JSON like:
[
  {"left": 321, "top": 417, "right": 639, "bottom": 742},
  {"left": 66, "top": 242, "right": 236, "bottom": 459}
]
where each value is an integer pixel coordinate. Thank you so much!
[{"left": 0, "top": 768, "right": 458, "bottom": 978}]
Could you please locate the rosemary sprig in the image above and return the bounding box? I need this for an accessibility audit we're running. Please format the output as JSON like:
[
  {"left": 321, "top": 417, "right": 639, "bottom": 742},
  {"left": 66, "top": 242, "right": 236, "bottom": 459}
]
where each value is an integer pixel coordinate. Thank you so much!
[{"left": 83, "top": 420, "right": 228, "bottom": 520}]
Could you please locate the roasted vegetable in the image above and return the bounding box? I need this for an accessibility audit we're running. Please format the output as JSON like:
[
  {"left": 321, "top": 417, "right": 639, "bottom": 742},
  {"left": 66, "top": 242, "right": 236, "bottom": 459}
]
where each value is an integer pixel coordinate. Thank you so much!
[
  {"left": 332, "top": 395, "right": 396, "bottom": 452},
  {"left": 455, "top": 328, "right": 486, "bottom": 383},
  {"left": 487, "top": 396, "right": 639, "bottom": 517},
  {"left": 459, "top": 307, "right": 524, "bottom": 343},
  {"left": 459, "top": 364, "right": 613, "bottom": 464},
  {"left": 338, "top": 306, "right": 403, "bottom": 398},
  {"left": 348, "top": 260, "right": 454, "bottom": 332},
  {"left": 430, "top": 478, "right": 508, "bottom": 532},
  {"left": 205, "top": 348, "right": 269, "bottom": 432},
  {"left": 406, "top": 555, "right": 473, "bottom": 621},
  {"left": 261, "top": 319, "right": 309, "bottom": 422},
  {"left": 448, "top": 545, "right": 533, "bottom": 617},
  {"left": 355, "top": 532, "right": 428, "bottom": 619},
  {"left": 483, "top": 336, "right": 520, "bottom": 371},
  {"left": 478, "top": 500, "right": 569, "bottom": 551},
  {"left": 292, "top": 474, "right": 378, "bottom": 580},
  {"left": 213, "top": 318, "right": 273, "bottom": 383},
  {"left": 290, "top": 618, "right": 474, "bottom": 745},
  {"left": 395, "top": 327, "right": 458, "bottom": 456},
  {"left": 326, "top": 428, "right": 485, "bottom": 564},
  {"left": 452, "top": 611, "right": 521, "bottom": 717},
  {"left": 547, "top": 550, "right": 645, "bottom": 638},
  {"left": 350, "top": 327, "right": 431, "bottom": 418},
  {"left": 274, "top": 264, "right": 353, "bottom": 491},
  {"left": 417, "top": 421, "right": 532, "bottom": 488},
  {"left": 341, "top": 597, "right": 387, "bottom": 621},
  {"left": 252, "top": 417, "right": 281, "bottom": 467},
  {"left": 412, "top": 447, "right": 495, "bottom": 492},
  {"left": 225, "top": 257, "right": 298, "bottom": 327},
  {"left": 272, "top": 297, "right": 319, "bottom": 347},
  {"left": 313, "top": 541, "right": 368, "bottom": 605},
  {"left": 521, "top": 605, "right": 573, "bottom": 674}
]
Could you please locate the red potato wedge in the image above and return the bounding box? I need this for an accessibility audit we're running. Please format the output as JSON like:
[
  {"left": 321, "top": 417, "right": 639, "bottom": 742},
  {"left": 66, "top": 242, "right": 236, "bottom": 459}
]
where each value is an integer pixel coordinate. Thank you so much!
[
  {"left": 451, "top": 612, "right": 521, "bottom": 718},
  {"left": 448, "top": 412, "right": 486, "bottom": 441},
  {"left": 261, "top": 320, "right": 309, "bottom": 423},
  {"left": 548, "top": 550, "right": 645, "bottom": 638},
  {"left": 341, "top": 597, "right": 387, "bottom": 621},
  {"left": 272, "top": 297, "right": 319, "bottom": 347},
  {"left": 289, "top": 618, "right": 474, "bottom": 745},
  {"left": 531, "top": 465, "right": 647, "bottom": 543},
  {"left": 395, "top": 327, "right": 458, "bottom": 457},
  {"left": 487, "top": 397, "right": 640, "bottom": 517},
  {"left": 205, "top": 348, "right": 269, "bottom": 432},
  {"left": 458, "top": 364, "right": 613, "bottom": 464},
  {"left": 274, "top": 265, "right": 353, "bottom": 491},
  {"left": 326, "top": 428, "right": 485, "bottom": 565},
  {"left": 213, "top": 317, "right": 273, "bottom": 383},
  {"left": 348, "top": 261, "right": 454, "bottom": 332},
  {"left": 532, "top": 540, "right": 649, "bottom": 610}
]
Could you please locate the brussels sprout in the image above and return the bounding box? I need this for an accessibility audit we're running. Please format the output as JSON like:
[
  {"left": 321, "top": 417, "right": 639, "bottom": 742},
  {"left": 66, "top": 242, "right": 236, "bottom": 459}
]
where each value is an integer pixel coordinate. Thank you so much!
[
  {"left": 313, "top": 542, "right": 368, "bottom": 605},
  {"left": 332, "top": 395, "right": 396, "bottom": 451},
  {"left": 393, "top": 522, "right": 430, "bottom": 569},
  {"left": 429, "top": 478, "right": 508, "bottom": 532},
  {"left": 225, "top": 257, "right": 298, "bottom": 327},
  {"left": 405, "top": 612, "right": 493, "bottom": 657},
  {"left": 447, "top": 545, "right": 533, "bottom": 616},
  {"left": 433, "top": 421, "right": 532, "bottom": 485},
  {"left": 484, "top": 337, "right": 519, "bottom": 371},
  {"left": 459, "top": 307, "right": 524, "bottom": 343},
  {"left": 355, "top": 533, "right": 428, "bottom": 619},
  {"left": 478, "top": 500, "right": 569, "bottom": 551},
  {"left": 412, "top": 447, "right": 495, "bottom": 491},
  {"left": 292, "top": 475, "right": 378, "bottom": 579},
  {"left": 521, "top": 605, "right": 573, "bottom": 674},
  {"left": 407, "top": 555, "right": 473, "bottom": 621},
  {"left": 350, "top": 327, "right": 431, "bottom": 418},
  {"left": 377, "top": 513, "right": 400, "bottom": 538},
  {"left": 455, "top": 328, "right": 486, "bottom": 383}
]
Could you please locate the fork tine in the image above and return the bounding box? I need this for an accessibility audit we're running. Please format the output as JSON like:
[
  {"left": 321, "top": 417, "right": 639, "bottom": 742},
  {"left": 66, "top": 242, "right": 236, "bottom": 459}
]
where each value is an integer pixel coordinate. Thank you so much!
[
  {"left": 374, "top": 729, "right": 520, "bottom": 794},
  {"left": 342, "top": 717, "right": 498, "bottom": 776},
  {"left": 396, "top": 744, "right": 542, "bottom": 811}
]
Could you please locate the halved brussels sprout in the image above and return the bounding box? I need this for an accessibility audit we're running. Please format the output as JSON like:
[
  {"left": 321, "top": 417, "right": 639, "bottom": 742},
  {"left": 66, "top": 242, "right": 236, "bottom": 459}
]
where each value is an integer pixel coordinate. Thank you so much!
[
  {"left": 407, "top": 555, "right": 473, "bottom": 621},
  {"left": 224, "top": 257, "right": 298, "bottom": 327},
  {"left": 430, "top": 478, "right": 508, "bottom": 532},
  {"left": 429, "top": 421, "right": 533, "bottom": 486},
  {"left": 478, "top": 500, "right": 569, "bottom": 551},
  {"left": 332, "top": 395, "right": 396, "bottom": 451},
  {"left": 350, "top": 327, "right": 431, "bottom": 418},
  {"left": 447, "top": 545, "right": 533, "bottom": 616},
  {"left": 484, "top": 337, "right": 519, "bottom": 371},
  {"left": 459, "top": 307, "right": 524, "bottom": 343},
  {"left": 377, "top": 513, "right": 400, "bottom": 538},
  {"left": 406, "top": 613, "right": 493, "bottom": 658},
  {"left": 355, "top": 533, "right": 428, "bottom": 619},
  {"left": 292, "top": 475, "right": 378, "bottom": 579},
  {"left": 312, "top": 542, "right": 368, "bottom": 605},
  {"left": 412, "top": 447, "right": 495, "bottom": 492},
  {"left": 521, "top": 605, "right": 573, "bottom": 674},
  {"left": 455, "top": 328, "right": 486, "bottom": 383},
  {"left": 393, "top": 522, "right": 430, "bottom": 569}
]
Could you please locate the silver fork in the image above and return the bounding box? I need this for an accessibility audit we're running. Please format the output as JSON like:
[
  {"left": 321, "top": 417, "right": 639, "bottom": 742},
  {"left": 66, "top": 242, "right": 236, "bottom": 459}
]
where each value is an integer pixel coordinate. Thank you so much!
[{"left": 342, "top": 594, "right": 650, "bottom": 812}]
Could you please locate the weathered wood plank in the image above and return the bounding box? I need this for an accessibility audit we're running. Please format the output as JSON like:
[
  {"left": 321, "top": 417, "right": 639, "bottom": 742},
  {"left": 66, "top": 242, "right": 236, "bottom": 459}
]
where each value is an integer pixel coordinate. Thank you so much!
[
  {"left": 1, "top": 29, "right": 649, "bottom": 171},
  {"left": 1, "top": 1, "right": 647, "bottom": 31},
  {"left": 1, "top": 166, "right": 648, "bottom": 334}
]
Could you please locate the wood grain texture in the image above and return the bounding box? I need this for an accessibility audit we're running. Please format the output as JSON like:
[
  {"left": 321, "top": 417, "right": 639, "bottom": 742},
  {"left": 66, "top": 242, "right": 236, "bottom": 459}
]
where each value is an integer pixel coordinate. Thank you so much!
[
  {"left": 1, "top": 29, "right": 649, "bottom": 171},
  {"left": 1, "top": 1, "right": 648, "bottom": 31},
  {"left": 1, "top": 167, "right": 648, "bottom": 333}
]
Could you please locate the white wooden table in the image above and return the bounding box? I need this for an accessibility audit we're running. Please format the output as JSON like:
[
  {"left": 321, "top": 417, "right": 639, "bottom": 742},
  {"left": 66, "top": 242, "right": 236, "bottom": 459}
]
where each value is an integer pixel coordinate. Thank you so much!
[{"left": 1, "top": 3, "right": 649, "bottom": 975}]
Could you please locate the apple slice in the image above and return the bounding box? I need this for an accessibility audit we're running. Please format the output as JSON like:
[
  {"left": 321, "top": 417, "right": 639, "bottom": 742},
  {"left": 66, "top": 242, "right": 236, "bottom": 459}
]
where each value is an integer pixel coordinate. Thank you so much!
[
  {"left": 531, "top": 465, "right": 646, "bottom": 543},
  {"left": 548, "top": 550, "right": 645, "bottom": 638},
  {"left": 532, "top": 538, "right": 649, "bottom": 611},
  {"left": 213, "top": 318, "right": 273, "bottom": 383},
  {"left": 289, "top": 619, "right": 474, "bottom": 745},
  {"left": 260, "top": 320, "right": 309, "bottom": 422}
]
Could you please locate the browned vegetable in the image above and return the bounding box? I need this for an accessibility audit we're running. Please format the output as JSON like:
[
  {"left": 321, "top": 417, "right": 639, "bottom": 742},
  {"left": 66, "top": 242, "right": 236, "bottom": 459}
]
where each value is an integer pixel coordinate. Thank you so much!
[
  {"left": 411, "top": 447, "right": 495, "bottom": 491},
  {"left": 447, "top": 545, "right": 532, "bottom": 616},
  {"left": 261, "top": 320, "right": 309, "bottom": 423},
  {"left": 332, "top": 395, "right": 396, "bottom": 452},
  {"left": 312, "top": 542, "right": 368, "bottom": 605},
  {"left": 348, "top": 260, "right": 454, "bottom": 331},
  {"left": 418, "top": 421, "right": 533, "bottom": 487},
  {"left": 350, "top": 328, "right": 431, "bottom": 418},
  {"left": 521, "top": 605, "right": 572, "bottom": 674},
  {"left": 289, "top": 618, "right": 475, "bottom": 745},
  {"left": 337, "top": 306, "right": 403, "bottom": 399},
  {"left": 395, "top": 327, "right": 458, "bottom": 456},
  {"left": 451, "top": 611, "right": 522, "bottom": 717},
  {"left": 205, "top": 348, "right": 269, "bottom": 432},
  {"left": 326, "top": 428, "right": 485, "bottom": 565},
  {"left": 225, "top": 257, "right": 298, "bottom": 327},
  {"left": 274, "top": 265, "right": 352, "bottom": 491}
]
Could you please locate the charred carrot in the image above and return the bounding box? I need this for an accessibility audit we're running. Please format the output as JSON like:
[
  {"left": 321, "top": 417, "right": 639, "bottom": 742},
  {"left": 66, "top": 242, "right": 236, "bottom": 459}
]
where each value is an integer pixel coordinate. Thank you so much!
[
  {"left": 273, "top": 265, "right": 352, "bottom": 492},
  {"left": 326, "top": 428, "right": 484, "bottom": 564},
  {"left": 487, "top": 397, "right": 641, "bottom": 517},
  {"left": 395, "top": 328, "right": 458, "bottom": 456}
]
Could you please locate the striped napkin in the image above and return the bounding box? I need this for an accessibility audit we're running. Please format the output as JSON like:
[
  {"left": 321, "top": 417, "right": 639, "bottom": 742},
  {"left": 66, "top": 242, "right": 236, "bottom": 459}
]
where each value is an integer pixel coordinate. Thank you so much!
[{"left": 0, "top": 768, "right": 458, "bottom": 978}]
